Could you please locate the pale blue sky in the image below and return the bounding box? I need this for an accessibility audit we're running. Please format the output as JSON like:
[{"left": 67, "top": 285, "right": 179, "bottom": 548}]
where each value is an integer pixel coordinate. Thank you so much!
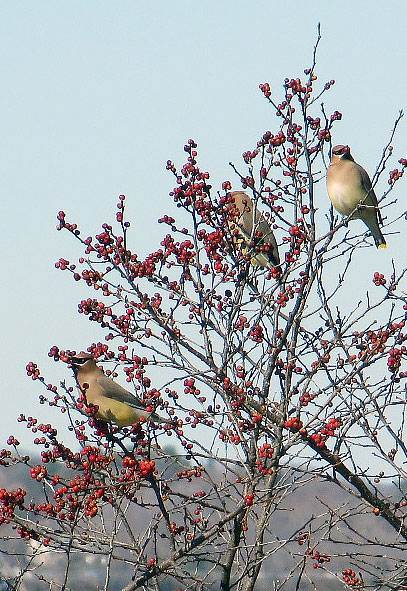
[{"left": 1, "top": 1, "right": 406, "bottom": 448}]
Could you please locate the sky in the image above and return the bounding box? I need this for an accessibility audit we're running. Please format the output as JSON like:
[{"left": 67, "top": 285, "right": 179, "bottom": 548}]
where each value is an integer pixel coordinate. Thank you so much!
[{"left": 1, "top": 0, "right": 407, "bottom": 449}]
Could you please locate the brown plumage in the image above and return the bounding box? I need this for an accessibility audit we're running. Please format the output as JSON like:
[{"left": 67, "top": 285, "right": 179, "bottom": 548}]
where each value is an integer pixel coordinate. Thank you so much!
[
  {"left": 326, "top": 145, "right": 387, "bottom": 248},
  {"left": 71, "top": 353, "right": 167, "bottom": 427},
  {"left": 228, "top": 191, "right": 280, "bottom": 268}
]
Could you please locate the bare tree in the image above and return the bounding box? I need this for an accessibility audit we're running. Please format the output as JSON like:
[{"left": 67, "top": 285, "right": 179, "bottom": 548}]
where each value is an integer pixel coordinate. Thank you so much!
[{"left": 1, "top": 29, "right": 407, "bottom": 591}]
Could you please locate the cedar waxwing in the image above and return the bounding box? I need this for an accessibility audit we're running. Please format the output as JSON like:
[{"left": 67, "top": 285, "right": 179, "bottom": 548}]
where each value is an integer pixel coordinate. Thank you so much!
[
  {"left": 326, "top": 145, "right": 387, "bottom": 248},
  {"left": 228, "top": 191, "right": 280, "bottom": 268},
  {"left": 71, "top": 353, "right": 168, "bottom": 427}
]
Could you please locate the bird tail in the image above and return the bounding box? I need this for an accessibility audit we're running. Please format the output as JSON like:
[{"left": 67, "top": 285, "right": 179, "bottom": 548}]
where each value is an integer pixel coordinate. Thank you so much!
[{"left": 373, "top": 229, "right": 387, "bottom": 249}]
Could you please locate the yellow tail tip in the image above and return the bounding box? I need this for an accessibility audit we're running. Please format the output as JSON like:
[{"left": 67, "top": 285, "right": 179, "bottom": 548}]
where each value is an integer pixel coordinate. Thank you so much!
[{"left": 378, "top": 243, "right": 387, "bottom": 249}]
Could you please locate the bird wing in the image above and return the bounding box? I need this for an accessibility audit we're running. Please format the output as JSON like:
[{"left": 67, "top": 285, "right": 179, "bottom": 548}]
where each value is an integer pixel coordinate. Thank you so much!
[
  {"left": 356, "top": 163, "right": 383, "bottom": 224},
  {"left": 238, "top": 210, "right": 280, "bottom": 266},
  {"left": 96, "top": 374, "right": 150, "bottom": 411}
]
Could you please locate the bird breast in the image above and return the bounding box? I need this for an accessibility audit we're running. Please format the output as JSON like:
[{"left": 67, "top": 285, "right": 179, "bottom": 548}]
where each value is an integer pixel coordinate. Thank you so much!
[{"left": 327, "top": 178, "right": 363, "bottom": 219}]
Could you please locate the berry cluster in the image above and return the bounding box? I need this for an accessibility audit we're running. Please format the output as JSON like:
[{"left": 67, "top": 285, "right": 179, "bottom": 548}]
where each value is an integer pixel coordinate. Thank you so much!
[
  {"left": 285, "top": 417, "right": 303, "bottom": 433},
  {"left": 342, "top": 569, "right": 363, "bottom": 588},
  {"left": 244, "top": 493, "right": 254, "bottom": 506},
  {"left": 0, "top": 488, "right": 26, "bottom": 525},
  {"left": 249, "top": 324, "right": 264, "bottom": 343},
  {"left": 387, "top": 347, "right": 406, "bottom": 373},
  {"left": 307, "top": 549, "right": 331, "bottom": 569},
  {"left": 373, "top": 271, "right": 386, "bottom": 286}
]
